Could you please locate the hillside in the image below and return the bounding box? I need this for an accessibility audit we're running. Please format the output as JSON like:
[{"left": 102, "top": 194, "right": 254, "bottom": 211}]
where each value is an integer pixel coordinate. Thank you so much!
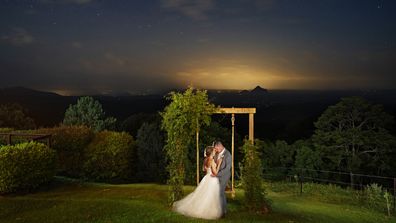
[{"left": 1, "top": 87, "right": 395, "bottom": 142}]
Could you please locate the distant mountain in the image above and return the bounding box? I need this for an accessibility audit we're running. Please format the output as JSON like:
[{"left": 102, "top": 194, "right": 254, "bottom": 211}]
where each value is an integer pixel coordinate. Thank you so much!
[
  {"left": 238, "top": 86, "right": 268, "bottom": 96},
  {"left": 239, "top": 90, "right": 250, "bottom": 94},
  {"left": 250, "top": 86, "right": 268, "bottom": 95},
  {"left": 0, "top": 86, "right": 395, "bottom": 142},
  {"left": 0, "top": 86, "right": 61, "bottom": 98}
]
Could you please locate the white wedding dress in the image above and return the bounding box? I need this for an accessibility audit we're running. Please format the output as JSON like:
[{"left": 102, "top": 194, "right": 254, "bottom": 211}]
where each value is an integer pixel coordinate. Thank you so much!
[{"left": 173, "top": 161, "right": 223, "bottom": 220}]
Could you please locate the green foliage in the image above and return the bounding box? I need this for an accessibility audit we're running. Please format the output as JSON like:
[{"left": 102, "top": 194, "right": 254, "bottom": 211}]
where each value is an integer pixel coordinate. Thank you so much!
[
  {"left": 240, "top": 140, "right": 271, "bottom": 213},
  {"left": 364, "top": 183, "right": 387, "bottom": 212},
  {"left": 63, "top": 96, "right": 116, "bottom": 132},
  {"left": 161, "top": 87, "right": 216, "bottom": 204},
  {"left": 83, "top": 131, "right": 135, "bottom": 182},
  {"left": 120, "top": 113, "right": 159, "bottom": 137},
  {"left": 36, "top": 125, "right": 93, "bottom": 177},
  {"left": 294, "top": 140, "right": 323, "bottom": 178},
  {"left": 0, "top": 142, "right": 56, "bottom": 193},
  {"left": 384, "top": 191, "right": 392, "bottom": 217},
  {"left": 312, "top": 96, "right": 396, "bottom": 174},
  {"left": 0, "top": 103, "right": 35, "bottom": 130},
  {"left": 136, "top": 121, "right": 166, "bottom": 183},
  {"left": 0, "top": 128, "right": 14, "bottom": 133},
  {"left": 257, "top": 139, "right": 294, "bottom": 180}
]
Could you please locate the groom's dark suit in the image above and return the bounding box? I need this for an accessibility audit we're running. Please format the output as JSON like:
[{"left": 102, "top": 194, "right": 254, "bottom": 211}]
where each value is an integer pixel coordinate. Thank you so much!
[{"left": 215, "top": 148, "right": 232, "bottom": 215}]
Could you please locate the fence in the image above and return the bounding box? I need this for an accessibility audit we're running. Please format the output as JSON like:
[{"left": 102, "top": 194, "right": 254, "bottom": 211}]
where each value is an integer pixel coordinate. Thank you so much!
[
  {"left": 263, "top": 167, "right": 396, "bottom": 211},
  {"left": 0, "top": 133, "right": 52, "bottom": 148}
]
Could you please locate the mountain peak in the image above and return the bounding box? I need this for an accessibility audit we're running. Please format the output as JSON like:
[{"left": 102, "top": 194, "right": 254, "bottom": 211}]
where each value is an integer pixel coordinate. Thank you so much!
[{"left": 251, "top": 86, "right": 268, "bottom": 94}]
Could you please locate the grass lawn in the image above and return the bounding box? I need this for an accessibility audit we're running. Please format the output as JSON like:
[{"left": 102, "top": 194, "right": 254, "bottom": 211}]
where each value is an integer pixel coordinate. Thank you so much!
[{"left": 0, "top": 178, "right": 395, "bottom": 223}]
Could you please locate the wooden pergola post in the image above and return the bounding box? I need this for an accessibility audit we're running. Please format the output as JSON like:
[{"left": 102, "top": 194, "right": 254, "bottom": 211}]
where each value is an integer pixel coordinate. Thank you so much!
[
  {"left": 249, "top": 113, "right": 254, "bottom": 143},
  {"left": 196, "top": 127, "right": 200, "bottom": 186},
  {"left": 231, "top": 113, "right": 235, "bottom": 196},
  {"left": 203, "top": 107, "right": 255, "bottom": 197}
]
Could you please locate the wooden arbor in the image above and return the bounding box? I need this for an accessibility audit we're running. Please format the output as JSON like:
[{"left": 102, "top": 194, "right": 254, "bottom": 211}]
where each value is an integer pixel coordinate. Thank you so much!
[{"left": 196, "top": 107, "right": 256, "bottom": 196}]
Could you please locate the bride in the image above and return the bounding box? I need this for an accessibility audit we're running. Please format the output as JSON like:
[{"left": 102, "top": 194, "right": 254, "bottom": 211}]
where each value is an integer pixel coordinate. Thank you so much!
[{"left": 173, "top": 146, "right": 223, "bottom": 220}]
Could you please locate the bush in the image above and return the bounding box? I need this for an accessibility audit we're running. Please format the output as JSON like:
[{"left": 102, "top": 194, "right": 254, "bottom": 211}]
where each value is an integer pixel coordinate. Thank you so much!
[
  {"left": 136, "top": 122, "right": 166, "bottom": 183},
  {"left": 37, "top": 126, "right": 93, "bottom": 177},
  {"left": 364, "top": 183, "right": 387, "bottom": 212},
  {"left": 0, "top": 142, "right": 56, "bottom": 193},
  {"left": 83, "top": 131, "right": 135, "bottom": 182},
  {"left": 240, "top": 140, "right": 271, "bottom": 213}
]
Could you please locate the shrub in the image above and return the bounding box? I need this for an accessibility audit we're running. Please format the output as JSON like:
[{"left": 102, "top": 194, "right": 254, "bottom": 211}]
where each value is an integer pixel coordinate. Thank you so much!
[
  {"left": 364, "top": 183, "right": 387, "bottom": 212},
  {"left": 83, "top": 131, "right": 135, "bottom": 182},
  {"left": 0, "top": 142, "right": 56, "bottom": 193},
  {"left": 240, "top": 140, "right": 271, "bottom": 213},
  {"left": 136, "top": 122, "right": 166, "bottom": 183},
  {"left": 384, "top": 191, "right": 392, "bottom": 217},
  {"left": 37, "top": 125, "right": 93, "bottom": 177}
]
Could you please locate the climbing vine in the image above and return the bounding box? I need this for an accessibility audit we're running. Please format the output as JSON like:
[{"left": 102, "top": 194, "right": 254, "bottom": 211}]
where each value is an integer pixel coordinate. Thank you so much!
[{"left": 161, "top": 87, "right": 216, "bottom": 205}]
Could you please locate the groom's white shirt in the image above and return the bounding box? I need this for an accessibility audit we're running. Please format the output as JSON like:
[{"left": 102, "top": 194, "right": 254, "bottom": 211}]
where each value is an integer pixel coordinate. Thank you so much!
[{"left": 218, "top": 148, "right": 225, "bottom": 159}]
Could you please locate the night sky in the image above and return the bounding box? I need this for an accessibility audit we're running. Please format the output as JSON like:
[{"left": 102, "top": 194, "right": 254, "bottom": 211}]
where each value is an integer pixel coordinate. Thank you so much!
[{"left": 0, "top": 0, "right": 395, "bottom": 95}]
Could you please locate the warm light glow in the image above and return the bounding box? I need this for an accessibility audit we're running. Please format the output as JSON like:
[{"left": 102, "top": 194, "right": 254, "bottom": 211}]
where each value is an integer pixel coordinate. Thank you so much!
[{"left": 173, "top": 57, "right": 306, "bottom": 90}]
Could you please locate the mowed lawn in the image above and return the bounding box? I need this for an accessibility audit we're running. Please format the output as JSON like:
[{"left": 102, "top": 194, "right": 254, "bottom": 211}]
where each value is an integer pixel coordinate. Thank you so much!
[{"left": 0, "top": 178, "right": 395, "bottom": 223}]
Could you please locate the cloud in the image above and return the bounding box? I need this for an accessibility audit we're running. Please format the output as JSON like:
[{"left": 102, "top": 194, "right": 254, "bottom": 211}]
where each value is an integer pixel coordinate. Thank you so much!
[
  {"left": 1, "top": 28, "right": 34, "bottom": 46},
  {"left": 162, "top": 0, "right": 215, "bottom": 20}
]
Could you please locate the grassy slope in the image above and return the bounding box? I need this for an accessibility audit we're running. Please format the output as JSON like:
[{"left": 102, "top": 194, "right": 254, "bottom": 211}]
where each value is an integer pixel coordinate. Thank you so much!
[{"left": 0, "top": 179, "right": 395, "bottom": 223}]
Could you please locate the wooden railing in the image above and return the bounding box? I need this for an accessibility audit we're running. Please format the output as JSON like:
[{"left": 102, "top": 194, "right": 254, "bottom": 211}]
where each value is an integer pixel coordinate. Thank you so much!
[{"left": 0, "top": 133, "right": 52, "bottom": 148}]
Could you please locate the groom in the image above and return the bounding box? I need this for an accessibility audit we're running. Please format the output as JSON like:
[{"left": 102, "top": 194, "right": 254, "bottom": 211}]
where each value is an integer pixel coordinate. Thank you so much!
[{"left": 212, "top": 140, "right": 232, "bottom": 217}]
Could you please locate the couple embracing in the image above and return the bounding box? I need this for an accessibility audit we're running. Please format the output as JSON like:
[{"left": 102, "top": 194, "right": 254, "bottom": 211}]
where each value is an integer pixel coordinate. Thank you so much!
[{"left": 173, "top": 141, "right": 232, "bottom": 220}]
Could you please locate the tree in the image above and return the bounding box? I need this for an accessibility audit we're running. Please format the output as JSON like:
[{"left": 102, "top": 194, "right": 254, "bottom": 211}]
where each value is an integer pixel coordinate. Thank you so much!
[
  {"left": 0, "top": 103, "right": 35, "bottom": 129},
  {"left": 161, "top": 87, "right": 216, "bottom": 204},
  {"left": 120, "top": 113, "right": 159, "bottom": 137},
  {"left": 240, "top": 139, "right": 271, "bottom": 213},
  {"left": 312, "top": 96, "right": 396, "bottom": 175},
  {"left": 257, "top": 139, "right": 294, "bottom": 180},
  {"left": 293, "top": 139, "right": 323, "bottom": 178},
  {"left": 63, "top": 96, "right": 116, "bottom": 132},
  {"left": 136, "top": 121, "right": 166, "bottom": 183}
]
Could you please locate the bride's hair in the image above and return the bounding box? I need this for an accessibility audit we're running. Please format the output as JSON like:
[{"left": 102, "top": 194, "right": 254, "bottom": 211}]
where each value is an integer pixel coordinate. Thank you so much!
[
  {"left": 203, "top": 146, "right": 214, "bottom": 171},
  {"left": 204, "top": 146, "right": 214, "bottom": 158}
]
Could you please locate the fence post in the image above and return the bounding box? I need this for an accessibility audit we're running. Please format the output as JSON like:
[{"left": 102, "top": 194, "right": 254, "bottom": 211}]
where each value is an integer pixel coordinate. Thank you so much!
[
  {"left": 350, "top": 172, "right": 354, "bottom": 189},
  {"left": 299, "top": 170, "right": 303, "bottom": 195},
  {"left": 7, "top": 134, "right": 11, "bottom": 145},
  {"left": 393, "top": 178, "right": 396, "bottom": 212}
]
